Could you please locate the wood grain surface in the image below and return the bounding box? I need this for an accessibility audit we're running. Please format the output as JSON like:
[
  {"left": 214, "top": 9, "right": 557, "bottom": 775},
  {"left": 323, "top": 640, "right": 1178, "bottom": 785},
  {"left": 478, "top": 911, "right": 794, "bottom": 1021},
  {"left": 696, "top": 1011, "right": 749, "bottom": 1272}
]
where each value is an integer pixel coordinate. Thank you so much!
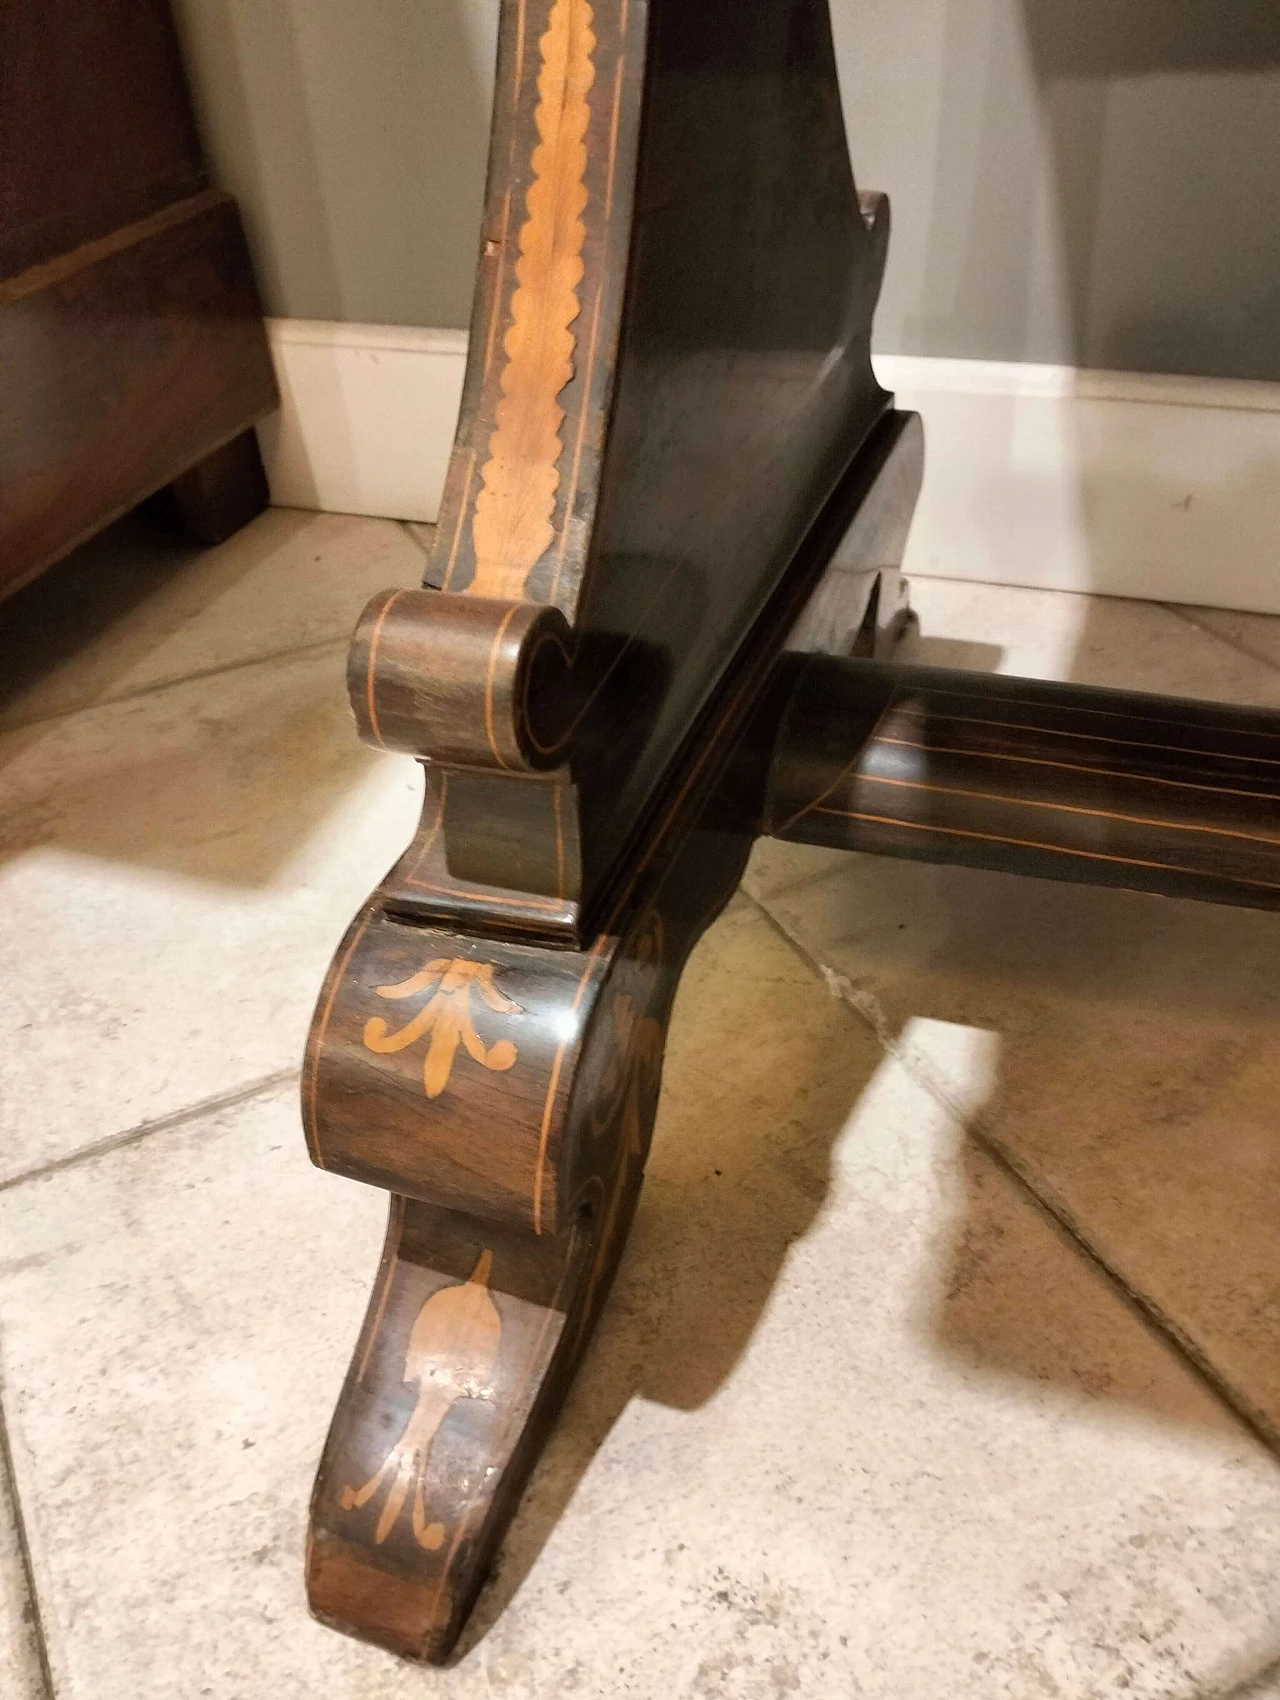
[
  {"left": 767, "top": 657, "right": 1280, "bottom": 910},
  {"left": 303, "top": 0, "right": 1280, "bottom": 1666},
  {"left": 0, "top": 0, "right": 205, "bottom": 278},
  {"left": 0, "top": 192, "right": 276, "bottom": 598},
  {"left": 303, "top": 410, "right": 920, "bottom": 1659},
  {"left": 307, "top": 739, "right": 757, "bottom": 1662},
  {"left": 169, "top": 429, "right": 271, "bottom": 546},
  {"left": 0, "top": 0, "right": 276, "bottom": 597},
  {"left": 470, "top": 0, "right": 597, "bottom": 599},
  {"left": 346, "top": 588, "right": 576, "bottom": 772},
  {"left": 411, "top": 0, "right": 894, "bottom": 919}
]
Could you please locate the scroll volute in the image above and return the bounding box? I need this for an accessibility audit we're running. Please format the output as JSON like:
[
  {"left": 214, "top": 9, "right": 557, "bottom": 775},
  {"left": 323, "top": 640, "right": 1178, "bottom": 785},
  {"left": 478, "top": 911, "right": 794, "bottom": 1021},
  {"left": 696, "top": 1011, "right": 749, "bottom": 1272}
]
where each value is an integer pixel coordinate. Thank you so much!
[{"left": 347, "top": 587, "right": 577, "bottom": 775}]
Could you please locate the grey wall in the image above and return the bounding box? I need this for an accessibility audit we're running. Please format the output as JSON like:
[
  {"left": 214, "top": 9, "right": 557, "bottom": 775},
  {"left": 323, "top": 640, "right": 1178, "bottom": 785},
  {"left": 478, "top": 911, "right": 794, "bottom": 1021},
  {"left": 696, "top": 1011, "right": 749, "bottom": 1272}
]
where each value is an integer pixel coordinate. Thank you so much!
[
  {"left": 838, "top": 0, "right": 1280, "bottom": 378},
  {"left": 170, "top": 0, "right": 496, "bottom": 326},
  {"left": 174, "top": 0, "right": 1280, "bottom": 380}
]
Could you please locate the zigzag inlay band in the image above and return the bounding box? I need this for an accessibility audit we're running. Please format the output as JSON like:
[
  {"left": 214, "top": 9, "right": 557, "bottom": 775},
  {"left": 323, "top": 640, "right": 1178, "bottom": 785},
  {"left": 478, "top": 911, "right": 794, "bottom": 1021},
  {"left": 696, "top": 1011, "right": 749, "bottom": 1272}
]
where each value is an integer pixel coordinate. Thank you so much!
[{"left": 470, "top": 0, "right": 596, "bottom": 599}]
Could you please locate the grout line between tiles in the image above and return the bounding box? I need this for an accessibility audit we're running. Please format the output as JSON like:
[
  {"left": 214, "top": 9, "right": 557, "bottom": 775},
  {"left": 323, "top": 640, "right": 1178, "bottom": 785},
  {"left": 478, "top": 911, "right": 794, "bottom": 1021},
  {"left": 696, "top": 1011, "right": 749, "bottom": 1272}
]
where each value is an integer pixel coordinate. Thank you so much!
[
  {"left": 0, "top": 636, "right": 348, "bottom": 737},
  {"left": 0, "top": 1069, "right": 300, "bottom": 1198},
  {"left": 742, "top": 885, "right": 1280, "bottom": 1465},
  {"left": 0, "top": 1393, "right": 56, "bottom": 1700},
  {"left": 1213, "top": 1650, "right": 1280, "bottom": 1700},
  {"left": 1162, "top": 602, "right": 1280, "bottom": 682}
]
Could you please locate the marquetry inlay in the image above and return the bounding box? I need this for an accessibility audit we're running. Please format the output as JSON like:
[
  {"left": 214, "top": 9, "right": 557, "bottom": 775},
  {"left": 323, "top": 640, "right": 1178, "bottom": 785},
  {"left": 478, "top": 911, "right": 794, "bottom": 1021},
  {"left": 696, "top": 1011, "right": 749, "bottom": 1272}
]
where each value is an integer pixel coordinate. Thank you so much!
[
  {"left": 340, "top": 1251, "right": 501, "bottom": 1549},
  {"left": 363, "top": 959, "right": 521, "bottom": 1100},
  {"left": 469, "top": 0, "right": 596, "bottom": 599}
]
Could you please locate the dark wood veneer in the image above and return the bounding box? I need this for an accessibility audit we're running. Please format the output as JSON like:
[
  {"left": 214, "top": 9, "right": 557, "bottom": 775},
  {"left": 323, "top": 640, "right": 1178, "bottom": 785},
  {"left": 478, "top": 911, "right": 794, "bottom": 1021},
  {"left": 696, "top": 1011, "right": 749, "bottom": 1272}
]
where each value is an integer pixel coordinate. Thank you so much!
[
  {"left": 766, "top": 657, "right": 1280, "bottom": 909},
  {"left": 301, "top": 0, "right": 1275, "bottom": 1665},
  {"left": 0, "top": 0, "right": 277, "bottom": 600}
]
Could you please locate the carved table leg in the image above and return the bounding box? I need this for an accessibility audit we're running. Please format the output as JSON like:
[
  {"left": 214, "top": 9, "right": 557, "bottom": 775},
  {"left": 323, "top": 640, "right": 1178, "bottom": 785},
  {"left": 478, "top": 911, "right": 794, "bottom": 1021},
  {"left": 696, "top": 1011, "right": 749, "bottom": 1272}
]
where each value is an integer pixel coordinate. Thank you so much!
[
  {"left": 298, "top": 0, "right": 925, "bottom": 1658},
  {"left": 303, "top": 776, "right": 757, "bottom": 1661}
]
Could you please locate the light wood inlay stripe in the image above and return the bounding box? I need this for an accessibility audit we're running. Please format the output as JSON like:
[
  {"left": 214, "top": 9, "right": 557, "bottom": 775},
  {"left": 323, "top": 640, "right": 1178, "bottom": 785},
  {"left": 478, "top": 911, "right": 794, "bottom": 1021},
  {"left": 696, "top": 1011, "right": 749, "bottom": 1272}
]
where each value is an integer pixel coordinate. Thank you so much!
[
  {"left": 877, "top": 735, "right": 1280, "bottom": 805},
  {"left": 441, "top": 0, "right": 525, "bottom": 590},
  {"left": 442, "top": 450, "right": 477, "bottom": 592},
  {"left": 814, "top": 807, "right": 1280, "bottom": 893},
  {"left": 355, "top": 1196, "right": 407, "bottom": 1385},
  {"left": 549, "top": 25, "right": 624, "bottom": 603},
  {"left": 363, "top": 589, "right": 406, "bottom": 749},
  {"left": 549, "top": 279, "right": 605, "bottom": 604},
  {"left": 304, "top": 913, "right": 374, "bottom": 1162},
  {"left": 483, "top": 602, "right": 525, "bottom": 769},
  {"left": 851, "top": 770, "right": 1280, "bottom": 849},
  {"left": 482, "top": 193, "right": 515, "bottom": 379},
  {"left": 513, "top": 0, "right": 529, "bottom": 93},
  {"left": 470, "top": 0, "right": 596, "bottom": 600},
  {"left": 604, "top": 51, "right": 625, "bottom": 222},
  {"left": 894, "top": 679, "right": 1280, "bottom": 743},
  {"left": 890, "top": 702, "right": 1280, "bottom": 766},
  {"left": 771, "top": 698, "right": 899, "bottom": 836},
  {"left": 533, "top": 935, "right": 608, "bottom": 1234}
]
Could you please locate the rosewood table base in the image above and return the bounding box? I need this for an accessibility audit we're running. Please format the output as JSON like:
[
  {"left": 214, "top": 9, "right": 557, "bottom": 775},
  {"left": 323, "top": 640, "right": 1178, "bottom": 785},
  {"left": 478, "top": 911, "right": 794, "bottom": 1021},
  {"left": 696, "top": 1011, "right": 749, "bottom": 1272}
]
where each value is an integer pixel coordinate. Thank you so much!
[{"left": 298, "top": 0, "right": 1279, "bottom": 1663}]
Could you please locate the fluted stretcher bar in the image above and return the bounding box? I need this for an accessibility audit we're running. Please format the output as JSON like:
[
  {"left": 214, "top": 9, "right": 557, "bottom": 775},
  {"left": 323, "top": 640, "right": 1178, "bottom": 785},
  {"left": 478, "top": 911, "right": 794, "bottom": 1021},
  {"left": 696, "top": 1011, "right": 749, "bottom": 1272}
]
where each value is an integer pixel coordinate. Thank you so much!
[{"left": 765, "top": 657, "right": 1280, "bottom": 911}]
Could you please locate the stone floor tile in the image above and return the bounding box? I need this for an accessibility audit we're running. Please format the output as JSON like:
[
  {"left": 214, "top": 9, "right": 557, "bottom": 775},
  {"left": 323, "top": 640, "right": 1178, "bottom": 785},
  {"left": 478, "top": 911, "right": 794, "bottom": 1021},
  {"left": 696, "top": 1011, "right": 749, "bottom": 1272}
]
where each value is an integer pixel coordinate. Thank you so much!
[
  {"left": 1173, "top": 603, "right": 1280, "bottom": 677},
  {"left": 0, "top": 1079, "right": 399, "bottom": 1700},
  {"left": 0, "top": 508, "right": 424, "bottom": 730},
  {"left": 0, "top": 1452, "right": 44, "bottom": 1698},
  {"left": 2, "top": 898, "right": 1279, "bottom": 1699},
  {"left": 0, "top": 644, "right": 422, "bottom": 1182},
  {"left": 904, "top": 577, "right": 1280, "bottom": 705},
  {"left": 747, "top": 572, "right": 1280, "bottom": 1446},
  {"left": 748, "top": 847, "right": 1280, "bottom": 1449}
]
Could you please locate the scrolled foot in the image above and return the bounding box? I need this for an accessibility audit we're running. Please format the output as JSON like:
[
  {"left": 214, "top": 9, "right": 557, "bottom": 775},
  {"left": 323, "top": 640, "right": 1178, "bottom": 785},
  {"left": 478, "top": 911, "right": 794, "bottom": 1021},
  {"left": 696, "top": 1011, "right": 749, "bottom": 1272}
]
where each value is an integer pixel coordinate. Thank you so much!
[
  {"left": 305, "top": 891, "right": 688, "bottom": 1662},
  {"left": 307, "top": 1196, "right": 601, "bottom": 1662}
]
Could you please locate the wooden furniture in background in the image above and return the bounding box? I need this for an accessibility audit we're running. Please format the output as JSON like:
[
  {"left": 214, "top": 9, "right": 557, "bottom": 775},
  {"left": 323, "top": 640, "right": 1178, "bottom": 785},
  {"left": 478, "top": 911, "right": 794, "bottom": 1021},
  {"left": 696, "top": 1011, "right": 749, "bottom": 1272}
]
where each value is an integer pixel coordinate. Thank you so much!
[
  {"left": 0, "top": 0, "right": 277, "bottom": 601},
  {"left": 302, "top": 0, "right": 1280, "bottom": 1663}
]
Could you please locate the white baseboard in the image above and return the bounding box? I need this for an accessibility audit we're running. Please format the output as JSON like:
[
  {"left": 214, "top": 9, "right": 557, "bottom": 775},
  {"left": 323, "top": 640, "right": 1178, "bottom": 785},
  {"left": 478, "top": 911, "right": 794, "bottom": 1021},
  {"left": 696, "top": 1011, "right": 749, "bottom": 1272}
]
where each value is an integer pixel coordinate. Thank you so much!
[
  {"left": 876, "top": 356, "right": 1280, "bottom": 615},
  {"left": 257, "top": 319, "right": 467, "bottom": 524},
  {"left": 256, "top": 321, "right": 1280, "bottom": 615}
]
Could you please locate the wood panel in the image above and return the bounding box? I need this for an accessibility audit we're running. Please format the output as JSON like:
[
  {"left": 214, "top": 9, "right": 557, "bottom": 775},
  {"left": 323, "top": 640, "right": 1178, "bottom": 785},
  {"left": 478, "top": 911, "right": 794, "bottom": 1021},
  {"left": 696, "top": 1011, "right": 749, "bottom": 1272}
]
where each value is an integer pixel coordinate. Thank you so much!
[
  {"left": 302, "top": 401, "right": 921, "bottom": 1657},
  {"left": 0, "top": 0, "right": 276, "bottom": 596},
  {"left": 301, "top": 0, "right": 919, "bottom": 1661},
  {"left": 307, "top": 695, "right": 763, "bottom": 1661},
  {"left": 0, "top": 191, "right": 276, "bottom": 599},
  {"left": 0, "top": 0, "right": 206, "bottom": 278}
]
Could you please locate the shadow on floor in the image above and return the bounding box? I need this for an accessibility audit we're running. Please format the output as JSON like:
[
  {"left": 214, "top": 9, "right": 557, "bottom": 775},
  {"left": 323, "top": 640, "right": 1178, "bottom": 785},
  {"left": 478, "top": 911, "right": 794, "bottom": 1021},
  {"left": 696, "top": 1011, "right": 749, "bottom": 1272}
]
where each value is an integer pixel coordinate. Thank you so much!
[
  {"left": 456, "top": 884, "right": 1280, "bottom": 1689},
  {"left": 0, "top": 501, "right": 261, "bottom": 718}
]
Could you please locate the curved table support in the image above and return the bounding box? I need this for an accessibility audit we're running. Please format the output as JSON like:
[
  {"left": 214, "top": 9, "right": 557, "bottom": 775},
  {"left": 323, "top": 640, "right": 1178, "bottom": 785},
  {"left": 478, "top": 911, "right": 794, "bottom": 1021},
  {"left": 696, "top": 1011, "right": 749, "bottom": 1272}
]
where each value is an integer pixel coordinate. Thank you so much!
[
  {"left": 305, "top": 743, "right": 760, "bottom": 1661},
  {"left": 300, "top": 421, "right": 923, "bottom": 1662},
  {"left": 299, "top": 0, "right": 1280, "bottom": 1665},
  {"left": 301, "top": 0, "right": 918, "bottom": 1661}
]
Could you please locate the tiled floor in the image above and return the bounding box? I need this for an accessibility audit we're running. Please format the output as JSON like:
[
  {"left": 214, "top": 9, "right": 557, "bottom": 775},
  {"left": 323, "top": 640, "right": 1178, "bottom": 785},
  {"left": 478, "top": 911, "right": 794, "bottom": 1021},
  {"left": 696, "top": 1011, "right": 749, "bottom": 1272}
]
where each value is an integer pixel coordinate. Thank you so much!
[{"left": 2, "top": 510, "right": 1280, "bottom": 1699}]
